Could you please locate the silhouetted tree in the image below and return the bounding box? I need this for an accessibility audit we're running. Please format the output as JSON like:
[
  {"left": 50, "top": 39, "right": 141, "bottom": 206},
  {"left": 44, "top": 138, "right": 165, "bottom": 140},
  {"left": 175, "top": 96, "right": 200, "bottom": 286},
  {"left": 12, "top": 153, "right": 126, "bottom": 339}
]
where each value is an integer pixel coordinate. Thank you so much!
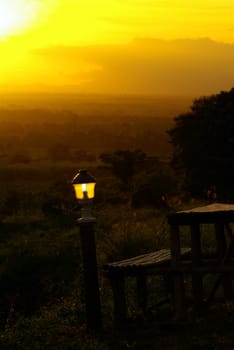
[
  {"left": 168, "top": 87, "right": 234, "bottom": 199},
  {"left": 100, "top": 149, "right": 146, "bottom": 190},
  {"left": 132, "top": 173, "right": 177, "bottom": 208}
]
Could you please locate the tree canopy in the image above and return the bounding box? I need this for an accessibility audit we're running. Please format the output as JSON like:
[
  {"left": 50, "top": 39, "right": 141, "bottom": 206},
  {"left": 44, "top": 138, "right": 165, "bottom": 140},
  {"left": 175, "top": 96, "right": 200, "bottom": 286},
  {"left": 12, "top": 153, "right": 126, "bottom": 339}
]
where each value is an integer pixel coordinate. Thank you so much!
[
  {"left": 168, "top": 87, "right": 234, "bottom": 200},
  {"left": 99, "top": 149, "right": 146, "bottom": 190}
]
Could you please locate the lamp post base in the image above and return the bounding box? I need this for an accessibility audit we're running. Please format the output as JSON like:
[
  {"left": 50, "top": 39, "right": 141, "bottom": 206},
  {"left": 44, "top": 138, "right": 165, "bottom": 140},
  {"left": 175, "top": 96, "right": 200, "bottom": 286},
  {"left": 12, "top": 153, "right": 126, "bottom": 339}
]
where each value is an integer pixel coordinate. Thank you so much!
[{"left": 78, "top": 207, "right": 96, "bottom": 223}]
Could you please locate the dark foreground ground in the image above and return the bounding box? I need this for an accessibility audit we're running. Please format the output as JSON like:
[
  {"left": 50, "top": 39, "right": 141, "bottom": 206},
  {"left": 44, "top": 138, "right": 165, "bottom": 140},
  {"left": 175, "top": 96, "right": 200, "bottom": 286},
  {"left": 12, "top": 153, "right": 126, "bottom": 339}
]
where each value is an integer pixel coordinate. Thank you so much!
[{"left": 101, "top": 302, "right": 234, "bottom": 350}]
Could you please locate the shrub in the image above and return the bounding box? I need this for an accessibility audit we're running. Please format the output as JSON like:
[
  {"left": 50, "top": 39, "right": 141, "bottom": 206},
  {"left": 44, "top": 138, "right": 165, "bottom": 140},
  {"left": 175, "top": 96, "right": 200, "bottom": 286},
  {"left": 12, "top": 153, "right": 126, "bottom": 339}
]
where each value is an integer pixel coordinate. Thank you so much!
[{"left": 132, "top": 173, "right": 177, "bottom": 208}]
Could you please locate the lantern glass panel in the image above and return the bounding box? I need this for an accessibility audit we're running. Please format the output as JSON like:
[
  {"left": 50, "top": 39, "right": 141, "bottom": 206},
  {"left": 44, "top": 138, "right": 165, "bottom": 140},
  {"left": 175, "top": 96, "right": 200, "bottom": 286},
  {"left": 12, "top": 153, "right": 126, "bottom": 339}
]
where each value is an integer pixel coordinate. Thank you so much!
[{"left": 73, "top": 182, "right": 95, "bottom": 200}]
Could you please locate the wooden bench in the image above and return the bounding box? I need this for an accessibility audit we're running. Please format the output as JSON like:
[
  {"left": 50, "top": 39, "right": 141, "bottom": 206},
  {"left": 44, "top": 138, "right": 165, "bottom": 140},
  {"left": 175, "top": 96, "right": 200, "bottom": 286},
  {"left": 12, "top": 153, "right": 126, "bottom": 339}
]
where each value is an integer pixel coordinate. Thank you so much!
[{"left": 103, "top": 247, "right": 191, "bottom": 325}]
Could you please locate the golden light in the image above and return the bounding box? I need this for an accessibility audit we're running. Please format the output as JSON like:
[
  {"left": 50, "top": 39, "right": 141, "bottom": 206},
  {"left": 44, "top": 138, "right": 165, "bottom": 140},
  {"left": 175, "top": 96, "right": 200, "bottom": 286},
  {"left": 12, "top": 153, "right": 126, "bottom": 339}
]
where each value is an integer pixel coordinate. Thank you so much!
[
  {"left": 0, "top": 0, "right": 40, "bottom": 38},
  {"left": 72, "top": 169, "right": 96, "bottom": 201}
]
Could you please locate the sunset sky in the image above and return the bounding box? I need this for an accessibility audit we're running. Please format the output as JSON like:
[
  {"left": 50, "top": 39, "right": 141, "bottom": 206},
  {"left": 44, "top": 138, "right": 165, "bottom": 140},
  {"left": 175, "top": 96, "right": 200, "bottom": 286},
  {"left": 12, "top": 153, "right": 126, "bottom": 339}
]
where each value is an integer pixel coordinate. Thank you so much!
[{"left": 0, "top": 0, "right": 234, "bottom": 96}]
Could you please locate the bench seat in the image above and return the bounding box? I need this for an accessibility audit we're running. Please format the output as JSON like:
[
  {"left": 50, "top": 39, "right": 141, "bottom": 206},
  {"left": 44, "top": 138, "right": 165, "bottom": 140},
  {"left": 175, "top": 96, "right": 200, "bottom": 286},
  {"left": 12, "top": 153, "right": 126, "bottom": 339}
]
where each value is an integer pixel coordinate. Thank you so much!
[
  {"left": 104, "top": 247, "right": 191, "bottom": 273},
  {"left": 103, "top": 247, "right": 191, "bottom": 325}
]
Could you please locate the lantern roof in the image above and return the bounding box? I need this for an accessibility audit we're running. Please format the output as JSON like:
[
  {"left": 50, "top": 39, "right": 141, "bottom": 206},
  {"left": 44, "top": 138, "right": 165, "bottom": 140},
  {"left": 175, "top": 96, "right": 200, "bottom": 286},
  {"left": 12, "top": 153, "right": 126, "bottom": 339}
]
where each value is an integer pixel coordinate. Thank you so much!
[{"left": 72, "top": 169, "right": 96, "bottom": 185}]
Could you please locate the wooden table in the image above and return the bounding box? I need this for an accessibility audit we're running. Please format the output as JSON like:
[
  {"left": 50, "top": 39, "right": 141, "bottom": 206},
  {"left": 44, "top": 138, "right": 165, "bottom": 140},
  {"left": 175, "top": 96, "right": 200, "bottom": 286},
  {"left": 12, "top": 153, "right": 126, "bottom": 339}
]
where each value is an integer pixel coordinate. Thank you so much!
[{"left": 167, "top": 203, "right": 234, "bottom": 320}]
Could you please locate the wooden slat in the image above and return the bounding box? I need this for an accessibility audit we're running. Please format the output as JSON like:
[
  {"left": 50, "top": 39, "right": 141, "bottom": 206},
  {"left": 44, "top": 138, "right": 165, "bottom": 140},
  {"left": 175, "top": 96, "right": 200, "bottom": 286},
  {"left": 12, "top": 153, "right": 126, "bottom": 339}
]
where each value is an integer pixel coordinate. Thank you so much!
[
  {"left": 168, "top": 203, "right": 234, "bottom": 225},
  {"left": 104, "top": 248, "right": 191, "bottom": 271},
  {"left": 169, "top": 225, "right": 186, "bottom": 321}
]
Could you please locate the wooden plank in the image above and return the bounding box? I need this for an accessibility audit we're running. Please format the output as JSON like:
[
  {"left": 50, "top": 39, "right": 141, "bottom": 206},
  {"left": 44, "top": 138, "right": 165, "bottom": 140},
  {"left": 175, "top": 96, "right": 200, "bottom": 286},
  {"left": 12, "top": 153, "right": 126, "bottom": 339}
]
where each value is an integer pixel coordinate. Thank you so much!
[
  {"left": 105, "top": 248, "right": 191, "bottom": 270},
  {"left": 169, "top": 224, "right": 186, "bottom": 321},
  {"left": 108, "top": 249, "right": 172, "bottom": 267},
  {"left": 168, "top": 203, "right": 234, "bottom": 226},
  {"left": 168, "top": 264, "right": 234, "bottom": 273},
  {"left": 215, "top": 223, "right": 233, "bottom": 299},
  {"left": 190, "top": 224, "right": 203, "bottom": 308},
  {"left": 109, "top": 274, "right": 127, "bottom": 326},
  {"left": 215, "top": 223, "right": 226, "bottom": 256},
  {"left": 207, "top": 224, "right": 234, "bottom": 302}
]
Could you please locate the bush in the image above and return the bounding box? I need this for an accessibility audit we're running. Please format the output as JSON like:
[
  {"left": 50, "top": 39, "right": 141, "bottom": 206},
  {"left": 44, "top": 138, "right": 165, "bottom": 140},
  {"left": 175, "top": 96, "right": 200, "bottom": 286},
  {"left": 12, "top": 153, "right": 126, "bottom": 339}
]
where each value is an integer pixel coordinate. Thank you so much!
[{"left": 132, "top": 173, "right": 177, "bottom": 208}]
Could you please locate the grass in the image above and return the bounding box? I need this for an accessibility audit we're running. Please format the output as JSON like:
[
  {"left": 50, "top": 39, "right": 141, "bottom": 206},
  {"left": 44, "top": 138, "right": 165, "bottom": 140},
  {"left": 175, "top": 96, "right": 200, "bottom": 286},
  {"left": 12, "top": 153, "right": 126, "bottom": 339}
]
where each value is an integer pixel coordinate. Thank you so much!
[
  {"left": 1, "top": 301, "right": 234, "bottom": 349},
  {"left": 0, "top": 159, "right": 234, "bottom": 349}
]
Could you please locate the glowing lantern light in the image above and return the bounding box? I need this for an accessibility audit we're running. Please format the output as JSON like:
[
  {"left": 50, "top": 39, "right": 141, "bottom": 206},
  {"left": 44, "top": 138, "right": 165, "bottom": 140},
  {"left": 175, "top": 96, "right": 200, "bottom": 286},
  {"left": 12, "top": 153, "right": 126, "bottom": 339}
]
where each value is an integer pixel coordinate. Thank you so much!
[{"left": 72, "top": 169, "right": 96, "bottom": 201}]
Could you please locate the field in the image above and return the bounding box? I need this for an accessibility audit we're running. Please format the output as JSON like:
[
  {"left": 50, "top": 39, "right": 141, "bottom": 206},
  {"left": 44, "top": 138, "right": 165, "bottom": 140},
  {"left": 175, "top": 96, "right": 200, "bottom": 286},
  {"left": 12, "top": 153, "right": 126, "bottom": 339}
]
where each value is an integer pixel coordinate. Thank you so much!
[{"left": 0, "top": 93, "right": 233, "bottom": 349}]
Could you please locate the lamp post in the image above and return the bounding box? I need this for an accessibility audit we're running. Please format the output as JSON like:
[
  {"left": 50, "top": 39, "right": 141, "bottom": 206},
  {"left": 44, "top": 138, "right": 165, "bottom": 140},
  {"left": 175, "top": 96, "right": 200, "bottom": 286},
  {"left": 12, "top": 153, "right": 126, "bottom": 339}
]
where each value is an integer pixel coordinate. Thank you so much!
[{"left": 72, "top": 169, "right": 102, "bottom": 330}]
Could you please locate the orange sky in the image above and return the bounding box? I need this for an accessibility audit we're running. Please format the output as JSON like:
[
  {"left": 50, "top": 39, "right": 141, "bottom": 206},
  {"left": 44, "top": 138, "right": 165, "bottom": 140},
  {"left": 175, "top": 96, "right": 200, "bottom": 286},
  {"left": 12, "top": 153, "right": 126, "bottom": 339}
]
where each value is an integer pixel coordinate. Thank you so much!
[{"left": 0, "top": 0, "right": 234, "bottom": 95}]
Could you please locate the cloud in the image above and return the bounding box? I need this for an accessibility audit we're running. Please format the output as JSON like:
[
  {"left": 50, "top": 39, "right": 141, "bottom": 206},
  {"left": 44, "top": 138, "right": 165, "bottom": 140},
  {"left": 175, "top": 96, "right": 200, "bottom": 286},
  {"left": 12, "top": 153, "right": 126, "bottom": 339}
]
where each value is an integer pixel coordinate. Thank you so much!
[{"left": 34, "top": 38, "right": 234, "bottom": 95}]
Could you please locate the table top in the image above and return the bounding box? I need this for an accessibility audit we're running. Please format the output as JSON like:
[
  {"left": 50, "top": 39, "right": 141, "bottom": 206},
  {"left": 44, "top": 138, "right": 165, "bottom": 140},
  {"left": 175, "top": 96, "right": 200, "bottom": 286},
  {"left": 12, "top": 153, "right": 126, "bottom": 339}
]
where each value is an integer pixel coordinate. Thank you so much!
[{"left": 167, "top": 203, "right": 234, "bottom": 225}]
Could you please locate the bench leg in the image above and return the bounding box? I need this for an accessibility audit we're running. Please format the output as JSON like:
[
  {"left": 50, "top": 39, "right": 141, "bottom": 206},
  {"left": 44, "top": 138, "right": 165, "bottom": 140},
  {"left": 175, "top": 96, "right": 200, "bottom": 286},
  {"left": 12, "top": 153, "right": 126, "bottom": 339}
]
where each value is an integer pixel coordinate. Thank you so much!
[
  {"left": 173, "top": 272, "right": 186, "bottom": 321},
  {"left": 163, "top": 272, "right": 174, "bottom": 302},
  {"left": 190, "top": 224, "right": 203, "bottom": 309},
  {"left": 223, "top": 273, "right": 233, "bottom": 299},
  {"left": 204, "top": 224, "right": 233, "bottom": 303},
  {"left": 170, "top": 225, "right": 187, "bottom": 321},
  {"left": 110, "top": 274, "right": 127, "bottom": 326},
  {"left": 136, "top": 274, "right": 147, "bottom": 313}
]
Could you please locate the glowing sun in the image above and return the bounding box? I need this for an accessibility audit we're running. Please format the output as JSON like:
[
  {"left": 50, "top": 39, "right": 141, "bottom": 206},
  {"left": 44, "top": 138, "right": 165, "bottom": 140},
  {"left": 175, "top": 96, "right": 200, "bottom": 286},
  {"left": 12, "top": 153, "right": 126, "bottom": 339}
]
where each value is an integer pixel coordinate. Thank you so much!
[{"left": 0, "top": 0, "right": 40, "bottom": 38}]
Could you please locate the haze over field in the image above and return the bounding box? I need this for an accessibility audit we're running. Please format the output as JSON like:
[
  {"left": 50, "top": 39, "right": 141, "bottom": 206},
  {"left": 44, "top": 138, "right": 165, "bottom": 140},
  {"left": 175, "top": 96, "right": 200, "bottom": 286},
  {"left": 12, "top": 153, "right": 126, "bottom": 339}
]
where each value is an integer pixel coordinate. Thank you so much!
[
  {"left": 0, "top": 0, "right": 233, "bottom": 97},
  {"left": 0, "top": 93, "right": 194, "bottom": 121}
]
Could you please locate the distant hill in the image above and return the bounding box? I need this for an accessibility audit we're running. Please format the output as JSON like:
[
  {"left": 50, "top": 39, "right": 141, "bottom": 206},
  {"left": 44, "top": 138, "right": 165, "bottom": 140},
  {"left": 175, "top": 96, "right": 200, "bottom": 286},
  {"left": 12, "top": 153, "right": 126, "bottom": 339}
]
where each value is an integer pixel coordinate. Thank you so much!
[{"left": 0, "top": 93, "right": 194, "bottom": 122}]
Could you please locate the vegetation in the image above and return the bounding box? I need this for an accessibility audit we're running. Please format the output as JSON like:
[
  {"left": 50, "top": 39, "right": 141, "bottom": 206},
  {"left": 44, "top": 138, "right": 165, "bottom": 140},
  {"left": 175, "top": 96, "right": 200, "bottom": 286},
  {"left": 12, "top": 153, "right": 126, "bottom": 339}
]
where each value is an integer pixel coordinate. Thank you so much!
[
  {"left": 0, "top": 159, "right": 176, "bottom": 348},
  {"left": 0, "top": 90, "right": 233, "bottom": 348},
  {"left": 100, "top": 149, "right": 147, "bottom": 191},
  {"left": 168, "top": 87, "right": 234, "bottom": 200}
]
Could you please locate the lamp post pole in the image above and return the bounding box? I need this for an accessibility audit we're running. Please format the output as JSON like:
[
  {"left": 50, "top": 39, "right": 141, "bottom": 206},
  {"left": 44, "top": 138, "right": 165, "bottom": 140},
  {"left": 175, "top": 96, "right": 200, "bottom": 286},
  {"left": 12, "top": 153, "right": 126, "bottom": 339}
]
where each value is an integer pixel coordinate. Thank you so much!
[
  {"left": 79, "top": 219, "right": 102, "bottom": 330},
  {"left": 72, "top": 169, "right": 102, "bottom": 331}
]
